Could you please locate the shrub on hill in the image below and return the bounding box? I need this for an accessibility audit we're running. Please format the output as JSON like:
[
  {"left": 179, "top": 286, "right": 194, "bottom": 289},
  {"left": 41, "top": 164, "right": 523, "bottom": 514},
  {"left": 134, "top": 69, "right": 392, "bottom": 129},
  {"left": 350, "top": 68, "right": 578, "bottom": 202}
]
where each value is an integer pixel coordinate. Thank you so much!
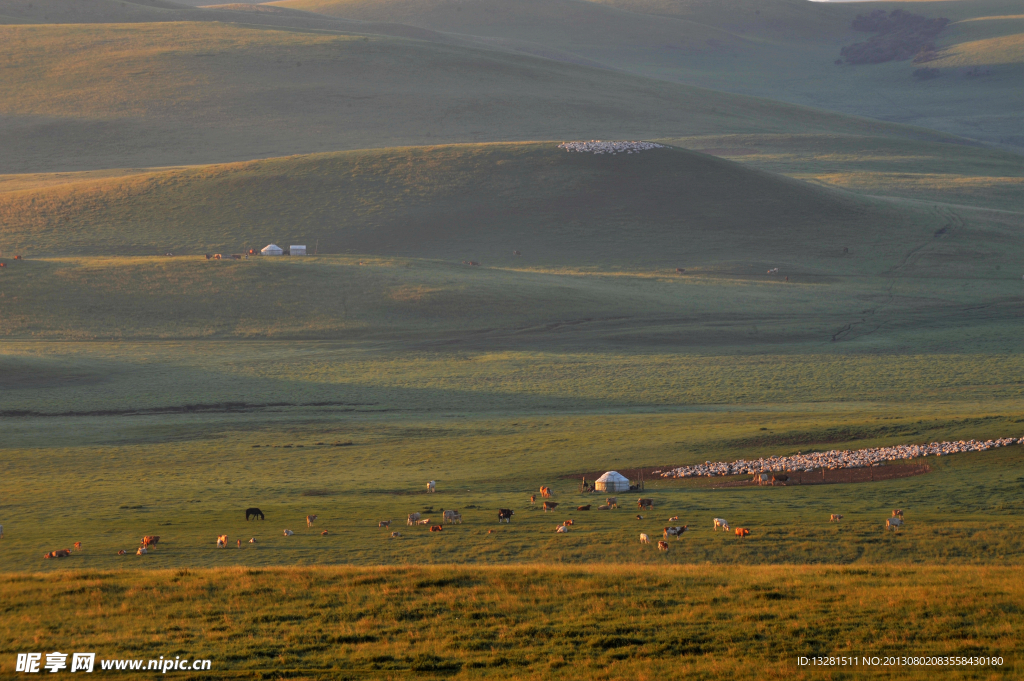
[{"left": 840, "top": 9, "right": 949, "bottom": 65}]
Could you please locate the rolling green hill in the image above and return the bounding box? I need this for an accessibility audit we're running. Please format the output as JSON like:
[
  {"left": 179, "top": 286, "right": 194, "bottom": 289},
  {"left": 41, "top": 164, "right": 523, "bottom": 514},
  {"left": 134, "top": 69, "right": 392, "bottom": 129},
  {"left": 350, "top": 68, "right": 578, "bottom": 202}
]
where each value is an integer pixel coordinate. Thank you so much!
[
  {"left": 0, "top": 142, "right": 911, "bottom": 260},
  {"left": 273, "top": 0, "right": 1024, "bottom": 149},
  {"left": 0, "top": 144, "right": 1020, "bottom": 350},
  {"left": 0, "top": 19, "right": 973, "bottom": 173}
]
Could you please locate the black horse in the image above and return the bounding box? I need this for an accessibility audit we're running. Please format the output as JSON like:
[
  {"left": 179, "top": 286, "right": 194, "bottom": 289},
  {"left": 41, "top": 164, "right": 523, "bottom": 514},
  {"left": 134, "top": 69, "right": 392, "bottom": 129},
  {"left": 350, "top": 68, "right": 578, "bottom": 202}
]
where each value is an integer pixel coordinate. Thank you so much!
[{"left": 245, "top": 507, "right": 265, "bottom": 521}]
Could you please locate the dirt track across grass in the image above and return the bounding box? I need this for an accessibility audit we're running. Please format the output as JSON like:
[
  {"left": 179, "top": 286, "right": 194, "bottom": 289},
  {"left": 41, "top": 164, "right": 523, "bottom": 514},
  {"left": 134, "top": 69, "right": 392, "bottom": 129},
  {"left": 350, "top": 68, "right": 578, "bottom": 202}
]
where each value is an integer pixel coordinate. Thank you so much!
[{"left": 713, "top": 462, "right": 931, "bottom": 487}]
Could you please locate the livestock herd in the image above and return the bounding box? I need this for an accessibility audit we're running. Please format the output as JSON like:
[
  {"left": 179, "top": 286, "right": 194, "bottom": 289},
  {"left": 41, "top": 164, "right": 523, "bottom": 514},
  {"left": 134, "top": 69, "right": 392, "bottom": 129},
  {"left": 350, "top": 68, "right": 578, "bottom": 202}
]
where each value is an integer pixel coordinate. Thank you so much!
[
  {"left": 25, "top": 433, "right": 1018, "bottom": 560},
  {"left": 557, "top": 140, "right": 665, "bottom": 154},
  {"left": 655, "top": 437, "right": 1023, "bottom": 479}
]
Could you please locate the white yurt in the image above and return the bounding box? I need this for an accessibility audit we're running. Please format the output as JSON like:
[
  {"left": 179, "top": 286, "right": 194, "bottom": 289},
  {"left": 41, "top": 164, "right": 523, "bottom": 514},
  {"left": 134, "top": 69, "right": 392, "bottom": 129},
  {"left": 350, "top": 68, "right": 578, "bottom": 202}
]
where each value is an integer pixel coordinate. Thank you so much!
[
  {"left": 261, "top": 243, "right": 283, "bottom": 256},
  {"left": 594, "top": 471, "right": 630, "bottom": 493}
]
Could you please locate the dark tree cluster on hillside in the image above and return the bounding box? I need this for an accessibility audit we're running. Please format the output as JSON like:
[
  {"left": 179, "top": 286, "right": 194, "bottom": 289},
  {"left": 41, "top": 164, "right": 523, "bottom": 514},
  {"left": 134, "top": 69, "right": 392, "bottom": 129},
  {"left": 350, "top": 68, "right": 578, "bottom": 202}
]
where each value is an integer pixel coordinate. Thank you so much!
[{"left": 840, "top": 9, "right": 949, "bottom": 65}]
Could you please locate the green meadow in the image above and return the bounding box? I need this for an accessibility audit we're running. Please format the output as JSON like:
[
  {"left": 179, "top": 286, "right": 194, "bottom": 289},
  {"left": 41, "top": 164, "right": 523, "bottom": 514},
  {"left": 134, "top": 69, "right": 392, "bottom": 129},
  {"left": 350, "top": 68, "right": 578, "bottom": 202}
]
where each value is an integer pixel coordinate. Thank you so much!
[{"left": 1, "top": 1, "right": 1022, "bottom": 678}]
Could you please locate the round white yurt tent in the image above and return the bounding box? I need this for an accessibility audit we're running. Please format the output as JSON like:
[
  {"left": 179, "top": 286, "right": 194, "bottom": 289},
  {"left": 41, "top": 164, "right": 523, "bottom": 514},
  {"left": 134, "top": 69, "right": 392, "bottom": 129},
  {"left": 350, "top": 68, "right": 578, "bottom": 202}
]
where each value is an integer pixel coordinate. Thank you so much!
[
  {"left": 261, "top": 243, "right": 283, "bottom": 256},
  {"left": 594, "top": 471, "right": 630, "bottom": 493}
]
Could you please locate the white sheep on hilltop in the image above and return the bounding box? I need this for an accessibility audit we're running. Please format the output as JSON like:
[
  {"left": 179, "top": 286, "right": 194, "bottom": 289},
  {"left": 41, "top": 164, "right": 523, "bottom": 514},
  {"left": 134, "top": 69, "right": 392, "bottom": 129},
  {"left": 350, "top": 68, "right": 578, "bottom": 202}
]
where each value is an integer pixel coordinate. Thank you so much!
[
  {"left": 558, "top": 140, "right": 664, "bottom": 154},
  {"left": 653, "top": 437, "right": 1024, "bottom": 479}
]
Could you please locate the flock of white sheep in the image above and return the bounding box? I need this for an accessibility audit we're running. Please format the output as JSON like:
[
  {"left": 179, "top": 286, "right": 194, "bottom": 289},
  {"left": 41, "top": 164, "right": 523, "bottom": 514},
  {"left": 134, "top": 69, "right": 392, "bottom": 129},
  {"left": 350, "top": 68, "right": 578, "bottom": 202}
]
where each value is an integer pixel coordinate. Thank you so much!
[
  {"left": 654, "top": 437, "right": 1023, "bottom": 478},
  {"left": 558, "top": 140, "right": 664, "bottom": 154}
]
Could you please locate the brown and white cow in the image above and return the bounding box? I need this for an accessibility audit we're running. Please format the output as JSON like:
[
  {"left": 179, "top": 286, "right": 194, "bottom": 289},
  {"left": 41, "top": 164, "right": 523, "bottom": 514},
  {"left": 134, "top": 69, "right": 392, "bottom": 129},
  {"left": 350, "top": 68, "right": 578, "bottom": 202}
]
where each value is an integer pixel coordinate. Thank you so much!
[
  {"left": 735, "top": 528, "right": 750, "bottom": 537},
  {"left": 542, "top": 501, "right": 559, "bottom": 512},
  {"left": 429, "top": 525, "right": 443, "bottom": 532},
  {"left": 606, "top": 497, "right": 618, "bottom": 509},
  {"left": 657, "top": 541, "right": 669, "bottom": 552},
  {"left": 217, "top": 535, "right": 229, "bottom": 547},
  {"left": 637, "top": 498, "right": 654, "bottom": 510},
  {"left": 306, "top": 515, "right": 317, "bottom": 528},
  {"left": 141, "top": 536, "right": 159, "bottom": 547},
  {"left": 829, "top": 514, "right": 843, "bottom": 523},
  {"left": 540, "top": 486, "right": 553, "bottom": 499}
]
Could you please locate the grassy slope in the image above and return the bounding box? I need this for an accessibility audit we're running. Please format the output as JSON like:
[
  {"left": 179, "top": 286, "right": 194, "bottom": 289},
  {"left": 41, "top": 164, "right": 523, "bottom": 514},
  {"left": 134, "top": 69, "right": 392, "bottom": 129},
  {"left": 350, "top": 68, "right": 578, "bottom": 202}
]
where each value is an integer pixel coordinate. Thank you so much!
[
  {"left": 275, "top": 0, "right": 1024, "bottom": 149},
  {"left": 0, "top": 142, "right": 926, "bottom": 258},
  {"left": 659, "top": 133, "right": 1024, "bottom": 211},
  {"left": 0, "top": 565, "right": 1020, "bottom": 678},
  {"left": 0, "top": 22, "right": 953, "bottom": 174},
  {"left": 1, "top": 143, "right": 1019, "bottom": 349}
]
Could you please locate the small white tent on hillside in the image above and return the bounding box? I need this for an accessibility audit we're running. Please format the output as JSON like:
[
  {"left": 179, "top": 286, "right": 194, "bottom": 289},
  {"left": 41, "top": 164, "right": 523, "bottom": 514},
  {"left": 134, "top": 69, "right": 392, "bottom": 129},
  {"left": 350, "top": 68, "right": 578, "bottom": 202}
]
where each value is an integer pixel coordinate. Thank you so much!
[
  {"left": 595, "top": 471, "right": 630, "bottom": 493},
  {"left": 261, "top": 243, "right": 283, "bottom": 256}
]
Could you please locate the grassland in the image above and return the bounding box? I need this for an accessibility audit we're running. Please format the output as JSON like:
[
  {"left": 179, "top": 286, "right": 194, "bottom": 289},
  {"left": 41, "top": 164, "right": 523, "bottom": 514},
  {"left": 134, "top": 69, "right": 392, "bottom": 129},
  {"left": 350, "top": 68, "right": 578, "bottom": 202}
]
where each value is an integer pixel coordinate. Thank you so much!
[
  {"left": 661, "top": 134, "right": 1024, "bottom": 211},
  {"left": 0, "top": 20, "right": 956, "bottom": 174},
  {"left": 0, "top": 2, "right": 1021, "bottom": 677},
  {"left": 273, "top": 0, "right": 1024, "bottom": 149},
  {"left": 1, "top": 565, "right": 1021, "bottom": 679}
]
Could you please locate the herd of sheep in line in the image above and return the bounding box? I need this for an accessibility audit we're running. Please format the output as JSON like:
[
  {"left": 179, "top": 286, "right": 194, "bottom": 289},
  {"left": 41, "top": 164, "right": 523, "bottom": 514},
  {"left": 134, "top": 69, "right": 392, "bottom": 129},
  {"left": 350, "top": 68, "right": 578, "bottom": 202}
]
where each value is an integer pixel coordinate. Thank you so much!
[
  {"left": 558, "top": 140, "right": 665, "bottom": 154},
  {"left": 653, "top": 437, "right": 1023, "bottom": 479}
]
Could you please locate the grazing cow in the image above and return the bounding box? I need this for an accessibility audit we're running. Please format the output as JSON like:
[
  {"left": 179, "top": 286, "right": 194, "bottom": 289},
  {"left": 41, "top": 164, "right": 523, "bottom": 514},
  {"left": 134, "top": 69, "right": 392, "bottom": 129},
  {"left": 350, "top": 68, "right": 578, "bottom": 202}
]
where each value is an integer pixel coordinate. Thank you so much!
[
  {"left": 542, "top": 501, "right": 559, "bottom": 512},
  {"left": 245, "top": 507, "right": 265, "bottom": 521},
  {"left": 540, "top": 486, "right": 553, "bottom": 499},
  {"left": 886, "top": 517, "right": 903, "bottom": 531},
  {"left": 606, "top": 497, "right": 618, "bottom": 509},
  {"left": 498, "top": 509, "right": 514, "bottom": 523},
  {"left": 427, "top": 480, "right": 436, "bottom": 493},
  {"left": 640, "top": 533, "right": 651, "bottom": 544},
  {"left": 443, "top": 510, "right": 463, "bottom": 524},
  {"left": 136, "top": 547, "right": 147, "bottom": 555},
  {"left": 142, "top": 536, "right": 159, "bottom": 547},
  {"left": 735, "top": 528, "right": 750, "bottom": 537},
  {"left": 417, "top": 518, "right": 431, "bottom": 525},
  {"left": 657, "top": 541, "right": 669, "bottom": 552},
  {"left": 117, "top": 549, "right": 127, "bottom": 555},
  {"left": 664, "top": 526, "right": 687, "bottom": 540},
  {"left": 830, "top": 514, "right": 843, "bottom": 523},
  {"left": 530, "top": 495, "right": 536, "bottom": 505},
  {"left": 637, "top": 498, "right": 654, "bottom": 510},
  {"left": 306, "top": 515, "right": 317, "bottom": 527},
  {"left": 429, "top": 525, "right": 443, "bottom": 532},
  {"left": 555, "top": 525, "right": 569, "bottom": 533},
  {"left": 577, "top": 505, "right": 591, "bottom": 511},
  {"left": 407, "top": 513, "right": 421, "bottom": 526},
  {"left": 321, "top": 530, "right": 329, "bottom": 536},
  {"left": 217, "top": 535, "right": 228, "bottom": 547},
  {"left": 378, "top": 519, "right": 392, "bottom": 528},
  {"left": 892, "top": 509, "right": 904, "bottom": 519},
  {"left": 249, "top": 537, "right": 256, "bottom": 544},
  {"left": 283, "top": 529, "right": 294, "bottom": 536},
  {"left": 73, "top": 542, "right": 82, "bottom": 551},
  {"left": 713, "top": 518, "right": 729, "bottom": 532},
  {"left": 390, "top": 532, "right": 401, "bottom": 538},
  {"left": 598, "top": 505, "right": 610, "bottom": 510},
  {"left": 771, "top": 474, "right": 789, "bottom": 487}
]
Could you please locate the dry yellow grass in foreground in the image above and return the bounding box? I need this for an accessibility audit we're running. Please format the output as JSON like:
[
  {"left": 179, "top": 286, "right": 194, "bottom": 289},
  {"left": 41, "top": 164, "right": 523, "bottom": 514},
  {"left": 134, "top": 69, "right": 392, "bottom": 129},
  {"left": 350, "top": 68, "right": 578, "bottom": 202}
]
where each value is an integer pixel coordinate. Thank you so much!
[{"left": 1, "top": 564, "right": 1019, "bottom": 679}]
